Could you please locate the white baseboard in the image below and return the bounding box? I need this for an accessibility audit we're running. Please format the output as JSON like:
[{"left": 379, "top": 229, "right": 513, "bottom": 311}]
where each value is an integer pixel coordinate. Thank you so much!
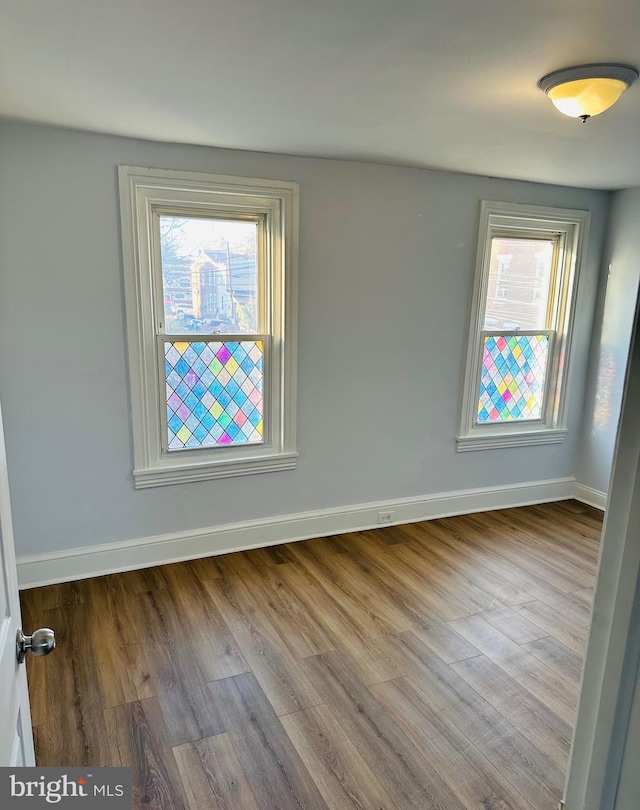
[
  {"left": 574, "top": 482, "right": 608, "bottom": 511},
  {"left": 16, "top": 476, "right": 579, "bottom": 589}
]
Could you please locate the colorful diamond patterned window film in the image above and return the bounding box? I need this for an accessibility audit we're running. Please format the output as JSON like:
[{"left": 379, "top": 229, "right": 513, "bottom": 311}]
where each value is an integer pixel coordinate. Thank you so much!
[
  {"left": 478, "top": 334, "right": 550, "bottom": 423},
  {"left": 164, "top": 340, "right": 264, "bottom": 450}
]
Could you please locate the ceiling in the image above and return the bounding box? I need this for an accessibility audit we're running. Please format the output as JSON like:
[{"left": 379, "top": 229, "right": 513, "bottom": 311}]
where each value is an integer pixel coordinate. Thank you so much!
[{"left": 1, "top": 0, "right": 639, "bottom": 189}]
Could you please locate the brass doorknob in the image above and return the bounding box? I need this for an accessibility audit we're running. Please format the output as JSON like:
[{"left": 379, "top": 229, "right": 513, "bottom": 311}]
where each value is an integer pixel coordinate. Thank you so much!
[{"left": 16, "top": 628, "right": 56, "bottom": 664}]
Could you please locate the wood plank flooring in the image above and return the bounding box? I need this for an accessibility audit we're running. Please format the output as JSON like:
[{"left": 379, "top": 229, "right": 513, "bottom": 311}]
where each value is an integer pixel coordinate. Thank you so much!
[{"left": 20, "top": 500, "right": 602, "bottom": 809}]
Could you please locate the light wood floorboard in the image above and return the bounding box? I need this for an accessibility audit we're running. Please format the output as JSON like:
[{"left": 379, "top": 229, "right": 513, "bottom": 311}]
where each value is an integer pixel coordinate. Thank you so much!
[{"left": 20, "top": 500, "right": 602, "bottom": 809}]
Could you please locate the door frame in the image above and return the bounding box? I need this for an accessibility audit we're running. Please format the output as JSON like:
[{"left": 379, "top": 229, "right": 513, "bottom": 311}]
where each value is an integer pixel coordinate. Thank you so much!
[
  {"left": 564, "top": 289, "right": 640, "bottom": 809},
  {"left": 0, "top": 399, "right": 35, "bottom": 766}
]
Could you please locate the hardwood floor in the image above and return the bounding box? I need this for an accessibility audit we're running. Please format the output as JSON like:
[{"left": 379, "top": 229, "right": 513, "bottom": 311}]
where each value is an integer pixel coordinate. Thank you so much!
[{"left": 20, "top": 500, "right": 602, "bottom": 809}]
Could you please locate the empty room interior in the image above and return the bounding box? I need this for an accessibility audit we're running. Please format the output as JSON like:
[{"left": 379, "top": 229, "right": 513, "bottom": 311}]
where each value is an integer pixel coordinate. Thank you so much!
[{"left": 1, "top": 2, "right": 640, "bottom": 809}]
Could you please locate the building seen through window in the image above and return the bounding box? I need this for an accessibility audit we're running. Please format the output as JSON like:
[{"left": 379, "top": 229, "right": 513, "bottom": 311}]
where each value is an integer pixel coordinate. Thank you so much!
[
  {"left": 159, "top": 216, "right": 258, "bottom": 335},
  {"left": 484, "top": 237, "right": 554, "bottom": 331}
]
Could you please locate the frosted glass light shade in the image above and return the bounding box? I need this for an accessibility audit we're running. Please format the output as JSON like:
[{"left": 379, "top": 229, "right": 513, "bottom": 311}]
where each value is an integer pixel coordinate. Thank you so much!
[
  {"left": 548, "top": 78, "right": 627, "bottom": 119},
  {"left": 539, "top": 64, "right": 638, "bottom": 121}
]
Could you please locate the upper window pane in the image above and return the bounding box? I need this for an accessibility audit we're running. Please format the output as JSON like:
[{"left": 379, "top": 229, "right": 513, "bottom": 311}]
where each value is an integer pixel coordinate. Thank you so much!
[
  {"left": 483, "top": 237, "right": 554, "bottom": 331},
  {"left": 159, "top": 216, "right": 258, "bottom": 335}
]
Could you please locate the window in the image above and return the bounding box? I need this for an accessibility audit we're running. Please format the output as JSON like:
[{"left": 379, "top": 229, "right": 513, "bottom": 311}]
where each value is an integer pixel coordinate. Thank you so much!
[
  {"left": 457, "top": 201, "right": 590, "bottom": 451},
  {"left": 119, "top": 166, "right": 298, "bottom": 487}
]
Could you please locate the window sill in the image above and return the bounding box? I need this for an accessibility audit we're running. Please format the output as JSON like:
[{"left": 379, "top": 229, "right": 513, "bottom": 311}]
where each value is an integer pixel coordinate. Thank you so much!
[
  {"left": 133, "top": 452, "right": 298, "bottom": 489},
  {"left": 456, "top": 428, "right": 567, "bottom": 452}
]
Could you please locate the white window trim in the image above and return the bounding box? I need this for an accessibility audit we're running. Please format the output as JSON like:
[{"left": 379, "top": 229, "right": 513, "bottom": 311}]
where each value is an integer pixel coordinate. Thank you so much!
[
  {"left": 457, "top": 200, "right": 590, "bottom": 452},
  {"left": 118, "top": 166, "right": 298, "bottom": 488}
]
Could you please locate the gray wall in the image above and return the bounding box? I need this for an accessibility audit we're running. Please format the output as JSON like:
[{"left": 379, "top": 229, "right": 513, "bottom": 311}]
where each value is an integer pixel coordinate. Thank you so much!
[
  {"left": 577, "top": 188, "right": 640, "bottom": 496},
  {"left": 0, "top": 120, "right": 608, "bottom": 557}
]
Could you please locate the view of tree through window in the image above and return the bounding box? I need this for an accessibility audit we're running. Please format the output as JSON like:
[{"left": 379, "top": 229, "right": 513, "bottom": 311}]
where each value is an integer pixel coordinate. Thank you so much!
[{"left": 159, "top": 216, "right": 259, "bottom": 334}]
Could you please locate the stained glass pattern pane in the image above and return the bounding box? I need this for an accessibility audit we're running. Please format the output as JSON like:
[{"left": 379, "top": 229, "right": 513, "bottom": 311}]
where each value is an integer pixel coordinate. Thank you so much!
[
  {"left": 478, "top": 334, "right": 549, "bottom": 423},
  {"left": 165, "top": 340, "right": 264, "bottom": 450}
]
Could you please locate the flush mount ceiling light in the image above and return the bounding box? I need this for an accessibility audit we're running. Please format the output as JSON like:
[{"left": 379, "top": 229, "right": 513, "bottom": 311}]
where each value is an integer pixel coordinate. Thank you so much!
[{"left": 538, "top": 63, "right": 638, "bottom": 122}]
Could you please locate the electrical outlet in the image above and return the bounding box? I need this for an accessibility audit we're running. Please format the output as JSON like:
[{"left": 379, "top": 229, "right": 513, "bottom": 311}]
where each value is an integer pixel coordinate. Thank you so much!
[{"left": 378, "top": 510, "right": 394, "bottom": 523}]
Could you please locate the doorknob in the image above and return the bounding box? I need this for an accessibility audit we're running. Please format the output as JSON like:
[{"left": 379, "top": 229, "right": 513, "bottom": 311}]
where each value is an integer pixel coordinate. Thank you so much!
[{"left": 16, "top": 627, "right": 56, "bottom": 664}]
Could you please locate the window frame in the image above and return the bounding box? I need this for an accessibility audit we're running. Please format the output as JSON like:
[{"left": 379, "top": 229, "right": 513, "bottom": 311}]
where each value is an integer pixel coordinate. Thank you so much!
[
  {"left": 457, "top": 200, "right": 590, "bottom": 452},
  {"left": 118, "top": 166, "right": 298, "bottom": 488}
]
